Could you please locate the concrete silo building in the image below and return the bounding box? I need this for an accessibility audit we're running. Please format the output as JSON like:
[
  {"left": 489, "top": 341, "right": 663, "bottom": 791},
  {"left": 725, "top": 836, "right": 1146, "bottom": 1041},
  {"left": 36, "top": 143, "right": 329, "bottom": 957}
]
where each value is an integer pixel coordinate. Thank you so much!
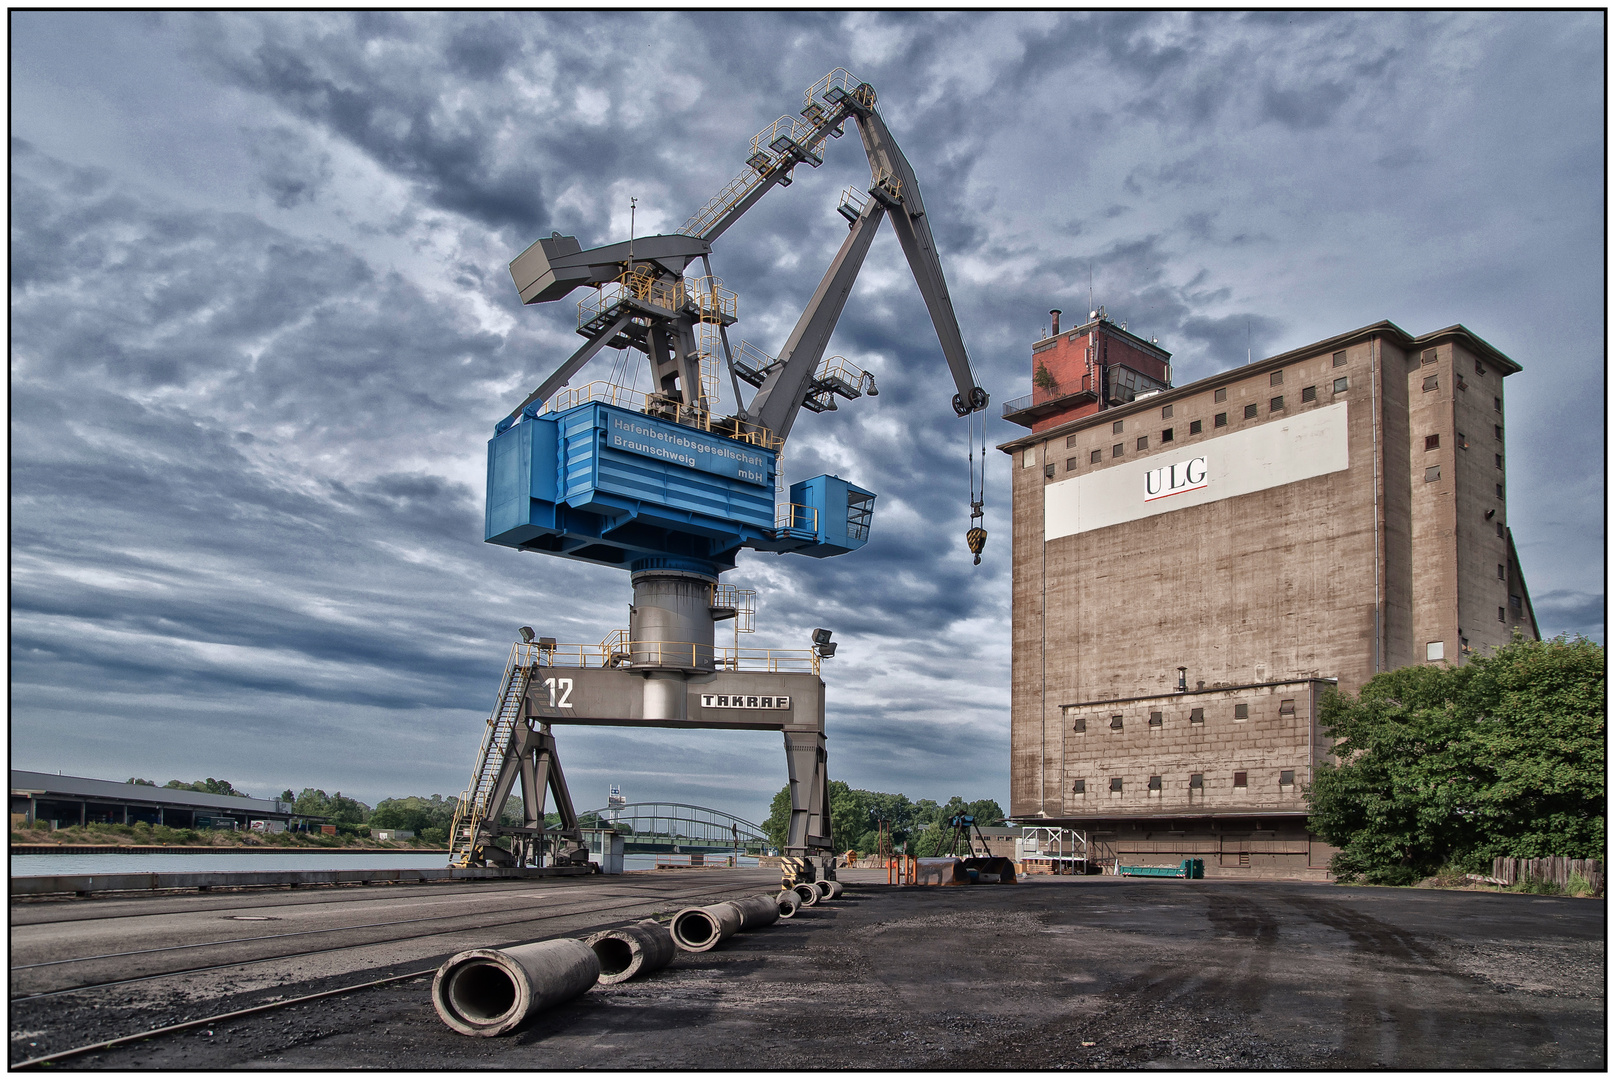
[{"left": 999, "top": 311, "right": 1538, "bottom": 877}]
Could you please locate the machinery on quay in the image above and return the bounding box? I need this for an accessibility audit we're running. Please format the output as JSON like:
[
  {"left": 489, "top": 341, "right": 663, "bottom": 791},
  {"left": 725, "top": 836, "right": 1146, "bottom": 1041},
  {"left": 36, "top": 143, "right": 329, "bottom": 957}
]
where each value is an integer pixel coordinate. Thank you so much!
[{"left": 449, "top": 69, "right": 990, "bottom": 881}]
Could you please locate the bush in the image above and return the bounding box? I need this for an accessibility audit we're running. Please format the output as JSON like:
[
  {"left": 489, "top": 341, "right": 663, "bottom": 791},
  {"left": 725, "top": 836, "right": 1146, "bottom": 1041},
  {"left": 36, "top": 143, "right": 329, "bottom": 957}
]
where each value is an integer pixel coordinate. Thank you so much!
[{"left": 1308, "top": 635, "right": 1603, "bottom": 884}]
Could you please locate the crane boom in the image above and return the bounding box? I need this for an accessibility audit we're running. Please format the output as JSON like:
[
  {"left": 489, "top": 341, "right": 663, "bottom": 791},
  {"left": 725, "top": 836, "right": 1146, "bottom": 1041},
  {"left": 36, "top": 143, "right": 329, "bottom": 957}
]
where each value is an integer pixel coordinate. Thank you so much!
[{"left": 488, "top": 68, "right": 990, "bottom": 577}]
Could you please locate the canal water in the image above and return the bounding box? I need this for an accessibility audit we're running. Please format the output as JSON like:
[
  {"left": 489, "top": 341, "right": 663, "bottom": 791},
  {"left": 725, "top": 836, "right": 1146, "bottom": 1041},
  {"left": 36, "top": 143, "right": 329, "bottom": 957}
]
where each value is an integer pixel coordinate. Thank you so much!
[{"left": 10, "top": 851, "right": 760, "bottom": 877}]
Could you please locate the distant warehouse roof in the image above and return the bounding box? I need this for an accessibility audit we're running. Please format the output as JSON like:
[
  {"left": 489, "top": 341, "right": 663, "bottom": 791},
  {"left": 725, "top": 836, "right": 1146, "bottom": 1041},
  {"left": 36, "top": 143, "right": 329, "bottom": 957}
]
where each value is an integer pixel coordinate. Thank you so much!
[{"left": 10, "top": 770, "right": 302, "bottom": 820}]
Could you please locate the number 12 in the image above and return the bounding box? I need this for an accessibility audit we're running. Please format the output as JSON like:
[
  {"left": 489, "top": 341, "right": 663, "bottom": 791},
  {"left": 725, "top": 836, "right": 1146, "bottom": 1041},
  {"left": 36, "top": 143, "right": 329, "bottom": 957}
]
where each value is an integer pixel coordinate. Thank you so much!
[{"left": 543, "top": 677, "right": 574, "bottom": 708}]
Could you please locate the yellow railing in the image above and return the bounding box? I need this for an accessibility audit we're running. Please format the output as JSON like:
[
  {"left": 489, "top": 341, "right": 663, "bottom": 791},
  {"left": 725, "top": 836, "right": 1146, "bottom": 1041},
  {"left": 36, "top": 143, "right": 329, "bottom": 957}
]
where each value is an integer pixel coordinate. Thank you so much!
[
  {"left": 540, "top": 381, "right": 650, "bottom": 416},
  {"left": 533, "top": 381, "right": 781, "bottom": 452},
  {"left": 535, "top": 637, "right": 818, "bottom": 676},
  {"left": 577, "top": 268, "right": 688, "bottom": 330},
  {"left": 679, "top": 167, "right": 766, "bottom": 238},
  {"left": 710, "top": 583, "right": 757, "bottom": 635},
  {"left": 815, "top": 355, "right": 866, "bottom": 395},
  {"left": 872, "top": 167, "right": 902, "bottom": 201},
  {"left": 805, "top": 68, "right": 868, "bottom": 109},
  {"left": 776, "top": 503, "right": 819, "bottom": 534},
  {"left": 749, "top": 115, "right": 828, "bottom": 167}
]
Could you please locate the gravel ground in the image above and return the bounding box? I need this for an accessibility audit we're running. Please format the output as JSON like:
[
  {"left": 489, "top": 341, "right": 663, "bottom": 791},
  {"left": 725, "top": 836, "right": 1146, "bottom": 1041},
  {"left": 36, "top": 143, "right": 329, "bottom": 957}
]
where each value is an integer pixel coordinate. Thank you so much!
[{"left": 23, "top": 873, "right": 1605, "bottom": 1070}]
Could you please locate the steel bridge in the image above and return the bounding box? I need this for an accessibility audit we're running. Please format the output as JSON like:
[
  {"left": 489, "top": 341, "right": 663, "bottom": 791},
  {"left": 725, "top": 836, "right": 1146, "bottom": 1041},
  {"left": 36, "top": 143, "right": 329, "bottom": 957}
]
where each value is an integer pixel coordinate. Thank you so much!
[{"left": 577, "top": 802, "right": 771, "bottom": 854}]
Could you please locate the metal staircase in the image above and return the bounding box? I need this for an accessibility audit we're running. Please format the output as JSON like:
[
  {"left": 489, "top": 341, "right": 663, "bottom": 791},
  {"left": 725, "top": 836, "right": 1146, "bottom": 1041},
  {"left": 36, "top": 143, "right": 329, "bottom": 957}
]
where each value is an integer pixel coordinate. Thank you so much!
[{"left": 449, "top": 643, "right": 537, "bottom": 866}]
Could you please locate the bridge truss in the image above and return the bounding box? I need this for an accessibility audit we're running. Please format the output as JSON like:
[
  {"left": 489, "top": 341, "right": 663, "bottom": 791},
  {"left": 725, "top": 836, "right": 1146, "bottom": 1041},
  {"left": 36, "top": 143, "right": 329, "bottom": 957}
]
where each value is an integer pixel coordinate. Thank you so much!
[{"left": 578, "top": 801, "right": 770, "bottom": 853}]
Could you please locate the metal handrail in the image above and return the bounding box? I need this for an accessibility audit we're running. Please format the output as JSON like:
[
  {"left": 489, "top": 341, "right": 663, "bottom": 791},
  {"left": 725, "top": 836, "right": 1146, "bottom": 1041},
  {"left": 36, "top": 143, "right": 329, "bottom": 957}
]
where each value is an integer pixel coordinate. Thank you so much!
[
  {"left": 536, "top": 638, "right": 819, "bottom": 676},
  {"left": 1001, "top": 392, "right": 1034, "bottom": 416},
  {"left": 776, "top": 502, "right": 819, "bottom": 533}
]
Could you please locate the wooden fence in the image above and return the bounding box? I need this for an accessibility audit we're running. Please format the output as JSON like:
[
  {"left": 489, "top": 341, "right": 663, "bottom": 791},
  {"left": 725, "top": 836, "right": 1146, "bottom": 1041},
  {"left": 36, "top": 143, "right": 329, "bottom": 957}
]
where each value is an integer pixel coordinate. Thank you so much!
[{"left": 1491, "top": 856, "right": 1603, "bottom": 894}]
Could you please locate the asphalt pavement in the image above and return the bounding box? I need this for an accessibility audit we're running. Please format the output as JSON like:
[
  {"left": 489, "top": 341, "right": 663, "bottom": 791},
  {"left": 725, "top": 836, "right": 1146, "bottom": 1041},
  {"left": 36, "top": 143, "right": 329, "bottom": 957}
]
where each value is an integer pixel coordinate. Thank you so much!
[{"left": 11, "top": 869, "right": 1604, "bottom": 1069}]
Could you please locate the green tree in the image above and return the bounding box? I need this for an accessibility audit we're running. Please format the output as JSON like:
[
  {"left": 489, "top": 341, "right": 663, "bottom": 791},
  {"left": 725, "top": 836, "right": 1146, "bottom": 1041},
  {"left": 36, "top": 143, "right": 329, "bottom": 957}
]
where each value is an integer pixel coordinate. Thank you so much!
[
  {"left": 289, "top": 787, "right": 371, "bottom": 824},
  {"left": 1307, "top": 635, "right": 1604, "bottom": 885},
  {"left": 761, "top": 784, "right": 1007, "bottom": 856},
  {"left": 127, "top": 778, "right": 157, "bottom": 787},
  {"left": 164, "top": 778, "right": 250, "bottom": 797}
]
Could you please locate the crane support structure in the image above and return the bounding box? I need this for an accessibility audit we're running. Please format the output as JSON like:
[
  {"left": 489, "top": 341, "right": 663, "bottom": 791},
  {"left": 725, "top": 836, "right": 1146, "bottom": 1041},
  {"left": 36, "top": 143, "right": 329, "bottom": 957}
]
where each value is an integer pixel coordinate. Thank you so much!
[{"left": 465, "top": 70, "right": 985, "bottom": 882}]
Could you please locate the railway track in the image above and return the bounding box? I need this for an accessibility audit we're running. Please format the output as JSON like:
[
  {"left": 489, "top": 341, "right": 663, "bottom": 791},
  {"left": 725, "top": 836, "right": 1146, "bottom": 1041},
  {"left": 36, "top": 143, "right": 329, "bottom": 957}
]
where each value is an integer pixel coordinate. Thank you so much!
[{"left": 9, "top": 871, "right": 787, "bottom": 1067}]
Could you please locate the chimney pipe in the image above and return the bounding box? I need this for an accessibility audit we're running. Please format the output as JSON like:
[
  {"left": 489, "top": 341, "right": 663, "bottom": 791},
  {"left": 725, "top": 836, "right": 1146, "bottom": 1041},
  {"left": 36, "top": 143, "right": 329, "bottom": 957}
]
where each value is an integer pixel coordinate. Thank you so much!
[{"left": 1050, "top": 309, "right": 1061, "bottom": 336}]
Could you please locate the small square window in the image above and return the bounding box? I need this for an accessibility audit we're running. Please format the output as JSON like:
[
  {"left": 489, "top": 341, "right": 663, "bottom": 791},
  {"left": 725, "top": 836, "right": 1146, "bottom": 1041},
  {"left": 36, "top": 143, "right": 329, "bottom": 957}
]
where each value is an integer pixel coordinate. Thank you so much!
[
  {"left": 1422, "top": 375, "right": 1439, "bottom": 392},
  {"left": 1427, "top": 640, "right": 1445, "bottom": 661},
  {"left": 1495, "top": 453, "right": 1502, "bottom": 469},
  {"left": 1190, "top": 419, "right": 1203, "bottom": 434},
  {"left": 1109, "top": 777, "right": 1123, "bottom": 793},
  {"left": 1072, "top": 717, "right": 1087, "bottom": 733},
  {"left": 1045, "top": 463, "right": 1056, "bottom": 478},
  {"left": 1109, "top": 715, "right": 1124, "bottom": 730},
  {"left": 1113, "top": 420, "right": 1124, "bottom": 434},
  {"left": 1065, "top": 457, "right": 1077, "bottom": 471},
  {"left": 1494, "top": 424, "right": 1503, "bottom": 440},
  {"left": 1496, "top": 522, "right": 1505, "bottom": 539},
  {"left": 1022, "top": 451, "right": 1035, "bottom": 469},
  {"left": 1214, "top": 387, "right": 1227, "bottom": 403},
  {"left": 1149, "top": 711, "right": 1163, "bottom": 727},
  {"left": 1270, "top": 370, "right": 1283, "bottom": 386},
  {"left": 1233, "top": 703, "right": 1249, "bottom": 719},
  {"left": 1457, "top": 432, "right": 1468, "bottom": 449},
  {"left": 1333, "top": 377, "right": 1348, "bottom": 393},
  {"left": 1162, "top": 404, "right": 1173, "bottom": 419},
  {"left": 1475, "top": 360, "right": 1485, "bottom": 376},
  {"left": 1511, "top": 593, "right": 1522, "bottom": 610},
  {"left": 1498, "top": 606, "right": 1506, "bottom": 623},
  {"left": 1420, "top": 349, "right": 1437, "bottom": 365},
  {"left": 1090, "top": 448, "right": 1102, "bottom": 464},
  {"left": 1072, "top": 779, "right": 1086, "bottom": 794},
  {"left": 1279, "top": 699, "right": 1296, "bottom": 717},
  {"left": 1214, "top": 412, "right": 1228, "bottom": 428},
  {"left": 1148, "top": 775, "right": 1162, "bottom": 791},
  {"left": 1332, "top": 351, "right": 1347, "bottom": 367},
  {"left": 1495, "top": 483, "right": 1504, "bottom": 498},
  {"left": 1066, "top": 434, "right": 1079, "bottom": 448},
  {"left": 1456, "top": 376, "right": 1468, "bottom": 392},
  {"left": 1189, "top": 773, "right": 1204, "bottom": 790},
  {"left": 1233, "top": 771, "right": 1248, "bottom": 788},
  {"left": 1280, "top": 769, "right": 1295, "bottom": 786},
  {"left": 1493, "top": 396, "right": 1501, "bottom": 412},
  {"left": 1425, "top": 434, "right": 1440, "bottom": 451},
  {"left": 1161, "top": 428, "right": 1174, "bottom": 443},
  {"left": 1243, "top": 404, "right": 1258, "bottom": 419},
  {"left": 1190, "top": 707, "right": 1204, "bottom": 724},
  {"left": 1425, "top": 465, "right": 1441, "bottom": 482},
  {"left": 1497, "top": 563, "right": 1506, "bottom": 580},
  {"left": 1301, "top": 385, "right": 1317, "bottom": 402},
  {"left": 1270, "top": 396, "right": 1284, "bottom": 411},
  {"left": 1136, "top": 435, "right": 1148, "bottom": 451},
  {"left": 1112, "top": 443, "right": 1124, "bottom": 458}
]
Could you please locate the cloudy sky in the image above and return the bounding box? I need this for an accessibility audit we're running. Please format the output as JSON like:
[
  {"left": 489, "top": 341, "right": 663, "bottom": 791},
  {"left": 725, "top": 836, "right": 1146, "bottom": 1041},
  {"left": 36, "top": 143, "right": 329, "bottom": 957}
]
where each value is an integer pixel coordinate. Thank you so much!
[{"left": 11, "top": 12, "right": 1603, "bottom": 825}]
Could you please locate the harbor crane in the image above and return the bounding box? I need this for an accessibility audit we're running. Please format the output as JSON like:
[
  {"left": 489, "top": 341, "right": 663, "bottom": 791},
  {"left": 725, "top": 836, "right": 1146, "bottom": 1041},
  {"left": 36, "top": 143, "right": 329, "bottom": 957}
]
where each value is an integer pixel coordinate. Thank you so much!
[{"left": 452, "top": 70, "right": 989, "bottom": 883}]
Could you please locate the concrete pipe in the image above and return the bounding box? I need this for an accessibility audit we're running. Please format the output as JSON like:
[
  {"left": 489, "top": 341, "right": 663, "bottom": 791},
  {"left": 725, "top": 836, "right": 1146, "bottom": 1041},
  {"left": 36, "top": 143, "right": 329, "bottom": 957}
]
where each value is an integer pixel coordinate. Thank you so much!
[
  {"left": 791, "top": 882, "right": 820, "bottom": 907},
  {"left": 432, "top": 938, "right": 600, "bottom": 1037},
  {"left": 811, "top": 879, "right": 834, "bottom": 901},
  {"left": 728, "top": 893, "right": 781, "bottom": 931},
  {"left": 584, "top": 919, "right": 676, "bottom": 985},
  {"left": 670, "top": 901, "right": 744, "bottom": 952},
  {"left": 775, "top": 890, "right": 801, "bottom": 919},
  {"left": 823, "top": 879, "right": 845, "bottom": 900}
]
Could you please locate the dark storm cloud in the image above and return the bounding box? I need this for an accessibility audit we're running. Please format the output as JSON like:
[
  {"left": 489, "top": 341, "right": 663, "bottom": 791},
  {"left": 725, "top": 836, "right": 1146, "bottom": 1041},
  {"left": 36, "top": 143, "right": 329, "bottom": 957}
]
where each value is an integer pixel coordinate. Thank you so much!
[{"left": 11, "top": 12, "right": 1602, "bottom": 820}]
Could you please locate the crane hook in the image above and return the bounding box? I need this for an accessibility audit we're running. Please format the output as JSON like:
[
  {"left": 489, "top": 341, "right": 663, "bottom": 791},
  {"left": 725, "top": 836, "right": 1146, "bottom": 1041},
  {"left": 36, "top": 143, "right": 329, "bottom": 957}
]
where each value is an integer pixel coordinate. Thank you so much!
[{"left": 967, "top": 501, "right": 987, "bottom": 565}]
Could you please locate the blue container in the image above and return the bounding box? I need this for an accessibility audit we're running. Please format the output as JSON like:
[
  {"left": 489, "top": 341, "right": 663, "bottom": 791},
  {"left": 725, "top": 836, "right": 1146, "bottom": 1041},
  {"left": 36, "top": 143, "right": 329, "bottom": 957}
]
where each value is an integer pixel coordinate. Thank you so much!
[{"left": 485, "top": 403, "right": 872, "bottom": 574}]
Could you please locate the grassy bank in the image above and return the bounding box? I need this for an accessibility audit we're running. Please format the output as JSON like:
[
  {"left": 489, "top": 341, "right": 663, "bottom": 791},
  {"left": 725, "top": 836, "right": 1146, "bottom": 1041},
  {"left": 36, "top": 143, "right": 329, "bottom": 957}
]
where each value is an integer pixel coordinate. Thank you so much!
[{"left": 10, "top": 822, "right": 444, "bottom": 850}]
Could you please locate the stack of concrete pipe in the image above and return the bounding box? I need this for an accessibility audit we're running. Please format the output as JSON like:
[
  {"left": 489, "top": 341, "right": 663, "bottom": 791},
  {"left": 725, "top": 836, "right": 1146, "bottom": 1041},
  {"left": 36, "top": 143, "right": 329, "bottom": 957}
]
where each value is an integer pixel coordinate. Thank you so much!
[{"left": 431, "top": 888, "right": 827, "bottom": 1036}]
